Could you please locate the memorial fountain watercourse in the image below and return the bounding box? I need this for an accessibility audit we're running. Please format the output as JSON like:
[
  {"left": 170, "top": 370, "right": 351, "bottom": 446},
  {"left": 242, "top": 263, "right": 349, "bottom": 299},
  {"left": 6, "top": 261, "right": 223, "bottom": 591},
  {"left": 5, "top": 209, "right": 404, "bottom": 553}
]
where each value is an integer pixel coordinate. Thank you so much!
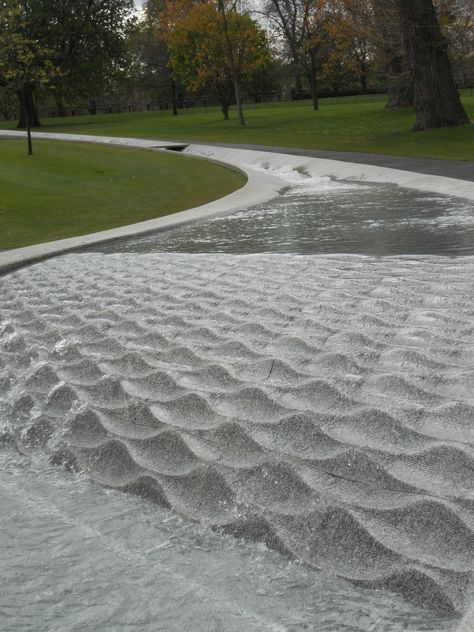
[{"left": 1, "top": 136, "right": 474, "bottom": 632}]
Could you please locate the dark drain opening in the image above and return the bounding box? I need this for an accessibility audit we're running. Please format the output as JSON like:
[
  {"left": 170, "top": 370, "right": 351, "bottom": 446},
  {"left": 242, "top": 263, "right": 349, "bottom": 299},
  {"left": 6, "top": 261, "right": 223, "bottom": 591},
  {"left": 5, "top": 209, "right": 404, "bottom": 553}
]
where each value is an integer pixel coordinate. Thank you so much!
[{"left": 162, "top": 145, "right": 189, "bottom": 152}]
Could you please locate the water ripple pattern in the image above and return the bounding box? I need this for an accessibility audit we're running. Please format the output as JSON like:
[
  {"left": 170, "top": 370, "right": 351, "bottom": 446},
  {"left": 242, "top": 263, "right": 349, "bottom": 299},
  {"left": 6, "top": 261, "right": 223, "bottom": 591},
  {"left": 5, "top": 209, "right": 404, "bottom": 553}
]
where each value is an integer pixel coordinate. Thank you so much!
[{"left": 1, "top": 252, "right": 474, "bottom": 616}]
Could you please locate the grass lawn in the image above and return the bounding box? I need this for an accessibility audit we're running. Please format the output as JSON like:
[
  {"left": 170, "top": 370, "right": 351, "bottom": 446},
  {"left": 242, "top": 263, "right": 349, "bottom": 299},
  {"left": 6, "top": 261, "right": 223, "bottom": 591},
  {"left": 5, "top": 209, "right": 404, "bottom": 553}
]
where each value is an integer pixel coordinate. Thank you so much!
[
  {"left": 2, "top": 94, "right": 474, "bottom": 160},
  {"left": 0, "top": 139, "right": 245, "bottom": 250}
]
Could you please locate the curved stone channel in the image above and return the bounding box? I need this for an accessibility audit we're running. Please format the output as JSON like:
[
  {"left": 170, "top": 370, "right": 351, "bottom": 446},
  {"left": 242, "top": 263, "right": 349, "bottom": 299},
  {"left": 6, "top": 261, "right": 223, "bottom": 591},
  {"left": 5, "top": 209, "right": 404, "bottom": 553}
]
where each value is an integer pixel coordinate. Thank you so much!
[{"left": 1, "top": 134, "right": 474, "bottom": 630}]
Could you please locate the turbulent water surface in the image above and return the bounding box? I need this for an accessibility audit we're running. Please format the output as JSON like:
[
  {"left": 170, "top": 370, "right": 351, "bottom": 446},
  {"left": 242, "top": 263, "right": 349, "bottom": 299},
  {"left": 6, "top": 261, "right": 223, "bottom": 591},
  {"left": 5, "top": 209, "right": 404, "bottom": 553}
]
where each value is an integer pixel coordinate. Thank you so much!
[{"left": 1, "top": 175, "right": 474, "bottom": 631}]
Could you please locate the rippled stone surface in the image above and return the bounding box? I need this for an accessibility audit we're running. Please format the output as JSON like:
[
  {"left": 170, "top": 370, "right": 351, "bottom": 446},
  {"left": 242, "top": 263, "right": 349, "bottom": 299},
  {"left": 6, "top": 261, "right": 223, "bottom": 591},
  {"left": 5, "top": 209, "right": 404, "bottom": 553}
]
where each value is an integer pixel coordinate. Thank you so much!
[{"left": 1, "top": 252, "right": 473, "bottom": 620}]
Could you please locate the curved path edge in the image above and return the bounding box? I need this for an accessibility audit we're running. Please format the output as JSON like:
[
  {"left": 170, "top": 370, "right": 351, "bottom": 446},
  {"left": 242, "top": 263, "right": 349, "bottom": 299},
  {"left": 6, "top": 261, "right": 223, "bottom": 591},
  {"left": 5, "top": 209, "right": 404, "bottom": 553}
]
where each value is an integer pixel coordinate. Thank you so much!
[
  {"left": 186, "top": 140, "right": 474, "bottom": 182},
  {"left": 186, "top": 143, "right": 474, "bottom": 200},
  {"left": 0, "top": 131, "right": 285, "bottom": 275},
  {"left": 1, "top": 130, "right": 474, "bottom": 277}
]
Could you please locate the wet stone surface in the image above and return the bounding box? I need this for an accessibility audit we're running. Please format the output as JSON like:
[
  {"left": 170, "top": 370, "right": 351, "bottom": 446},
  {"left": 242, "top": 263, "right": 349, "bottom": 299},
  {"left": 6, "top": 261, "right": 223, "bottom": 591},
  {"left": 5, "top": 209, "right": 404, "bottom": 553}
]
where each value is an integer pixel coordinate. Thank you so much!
[
  {"left": 1, "top": 251, "right": 473, "bottom": 629},
  {"left": 1, "top": 450, "right": 455, "bottom": 632}
]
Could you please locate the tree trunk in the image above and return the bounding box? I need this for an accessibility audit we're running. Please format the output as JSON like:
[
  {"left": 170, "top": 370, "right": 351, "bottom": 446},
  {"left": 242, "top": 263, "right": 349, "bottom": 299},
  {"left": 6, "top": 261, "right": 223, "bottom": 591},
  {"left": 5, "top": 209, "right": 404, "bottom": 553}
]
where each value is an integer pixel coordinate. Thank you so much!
[
  {"left": 171, "top": 78, "right": 178, "bottom": 116},
  {"left": 17, "top": 84, "right": 41, "bottom": 129},
  {"left": 309, "top": 54, "right": 319, "bottom": 111},
  {"left": 18, "top": 86, "right": 33, "bottom": 154},
  {"left": 221, "top": 103, "right": 230, "bottom": 120},
  {"left": 394, "top": 0, "right": 470, "bottom": 130},
  {"left": 215, "top": 82, "right": 233, "bottom": 120},
  {"left": 233, "top": 79, "right": 245, "bottom": 126},
  {"left": 217, "top": 0, "right": 245, "bottom": 126}
]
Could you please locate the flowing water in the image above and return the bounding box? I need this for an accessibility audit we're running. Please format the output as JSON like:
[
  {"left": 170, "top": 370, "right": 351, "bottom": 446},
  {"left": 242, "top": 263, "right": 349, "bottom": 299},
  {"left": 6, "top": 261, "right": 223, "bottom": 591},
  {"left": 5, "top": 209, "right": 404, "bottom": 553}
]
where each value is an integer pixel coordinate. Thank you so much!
[
  {"left": 98, "top": 177, "right": 474, "bottom": 257},
  {"left": 2, "top": 450, "right": 450, "bottom": 632},
  {"left": 1, "top": 171, "right": 473, "bottom": 631}
]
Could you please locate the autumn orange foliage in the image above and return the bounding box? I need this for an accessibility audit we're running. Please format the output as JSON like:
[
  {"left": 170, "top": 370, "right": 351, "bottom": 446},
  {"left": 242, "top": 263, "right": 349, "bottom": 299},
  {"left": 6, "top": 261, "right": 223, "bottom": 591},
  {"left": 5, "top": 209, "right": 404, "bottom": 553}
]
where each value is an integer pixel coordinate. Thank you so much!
[{"left": 159, "top": 0, "right": 269, "bottom": 118}]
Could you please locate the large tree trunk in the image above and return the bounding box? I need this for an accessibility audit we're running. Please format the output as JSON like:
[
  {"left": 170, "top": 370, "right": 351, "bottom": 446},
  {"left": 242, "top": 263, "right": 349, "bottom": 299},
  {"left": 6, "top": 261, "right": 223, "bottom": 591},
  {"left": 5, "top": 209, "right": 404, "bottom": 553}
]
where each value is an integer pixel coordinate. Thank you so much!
[
  {"left": 17, "top": 84, "right": 41, "bottom": 129},
  {"left": 393, "top": 0, "right": 470, "bottom": 130}
]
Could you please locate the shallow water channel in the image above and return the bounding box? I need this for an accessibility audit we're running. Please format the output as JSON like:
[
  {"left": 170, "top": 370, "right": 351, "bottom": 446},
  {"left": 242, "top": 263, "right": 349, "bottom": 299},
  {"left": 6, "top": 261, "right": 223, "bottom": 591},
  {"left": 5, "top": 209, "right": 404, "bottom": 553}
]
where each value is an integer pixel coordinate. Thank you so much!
[
  {"left": 99, "top": 178, "right": 474, "bottom": 256},
  {"left": 1, "top": 173, "right": 473, "bottom": 631}
]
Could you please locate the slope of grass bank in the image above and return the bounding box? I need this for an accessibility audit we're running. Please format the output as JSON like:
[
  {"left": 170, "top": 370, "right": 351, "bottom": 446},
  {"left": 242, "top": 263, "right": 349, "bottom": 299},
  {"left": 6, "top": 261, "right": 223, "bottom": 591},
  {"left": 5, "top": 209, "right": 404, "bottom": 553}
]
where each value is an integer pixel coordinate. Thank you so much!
[
  {"left": 2, "top": 94, "right": 474, "bottom": 160},
  {"left": 0, "top": 139, "right": 245, "bottom": 250}
]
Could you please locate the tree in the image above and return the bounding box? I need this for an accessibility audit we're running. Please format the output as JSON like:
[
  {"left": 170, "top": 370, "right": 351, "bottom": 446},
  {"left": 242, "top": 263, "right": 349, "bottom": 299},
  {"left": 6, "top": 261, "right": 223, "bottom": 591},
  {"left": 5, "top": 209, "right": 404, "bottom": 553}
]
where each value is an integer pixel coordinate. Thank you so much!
[
  {"left": 162, "top": 0, "right": 233, "bottom": 118},
  {"left": 46, "top": 0, "right": 134, "bottom": 117},
  {"left": 315, "top": 0, "right": 376, "bottom": 94},
  {"left": 263, "top": 0, "right": 306, "bottom": 101},
  {"left": 265, "top": 0, "right": 336, "bottom": 111},
  {"left": 392, "top": 0, "right": 470, "bottom": 129},
  {"left": 0, "top": 2, "right": 57, "bottom": 152},
  {"left": 130, "top": 1, "right": 181, "bottom": 115},
  {"left": 0, "top": 0, "right": 133, "bottom": 126},
  {"left": 162, "top": 0, "right": 270, "bottom": 123},
  {"left": 216, "top": 0, "right": 246, "bottom": 125},
  {"left": 339, "top": 0, "right": 375, "bottom": 93}
]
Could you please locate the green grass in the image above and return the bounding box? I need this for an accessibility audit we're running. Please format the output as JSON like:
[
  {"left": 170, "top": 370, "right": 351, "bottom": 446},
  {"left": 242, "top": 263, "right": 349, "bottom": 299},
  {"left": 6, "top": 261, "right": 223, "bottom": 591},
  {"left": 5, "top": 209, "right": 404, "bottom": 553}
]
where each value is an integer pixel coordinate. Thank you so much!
[
  {"left": 0, "top": 139, "right": 245, "bottom": 250},
  {"left": 2, "top": 93, "right": 474, "bottom": 160}
]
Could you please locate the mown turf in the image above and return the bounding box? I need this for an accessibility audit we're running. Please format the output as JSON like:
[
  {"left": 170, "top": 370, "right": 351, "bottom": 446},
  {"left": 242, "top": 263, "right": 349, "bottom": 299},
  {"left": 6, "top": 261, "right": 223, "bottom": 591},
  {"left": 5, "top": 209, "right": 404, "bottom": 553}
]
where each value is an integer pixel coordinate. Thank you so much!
[
  {"left": 2, "top": 94, "right": 474, "bottom": 160},
  {"left": 0, "top": 139, "right": 245, "bottom": 249}
]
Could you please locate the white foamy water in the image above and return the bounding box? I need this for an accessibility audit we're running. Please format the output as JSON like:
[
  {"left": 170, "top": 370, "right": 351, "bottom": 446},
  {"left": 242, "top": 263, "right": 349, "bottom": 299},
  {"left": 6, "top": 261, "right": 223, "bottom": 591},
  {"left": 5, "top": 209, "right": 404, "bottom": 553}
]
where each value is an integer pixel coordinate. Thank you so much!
[
  {"left": 1, "top": 252, "right": 473, "bottom": 629},
  {"left": 243, "top": 162, "right": 361, "bottom": 193}
]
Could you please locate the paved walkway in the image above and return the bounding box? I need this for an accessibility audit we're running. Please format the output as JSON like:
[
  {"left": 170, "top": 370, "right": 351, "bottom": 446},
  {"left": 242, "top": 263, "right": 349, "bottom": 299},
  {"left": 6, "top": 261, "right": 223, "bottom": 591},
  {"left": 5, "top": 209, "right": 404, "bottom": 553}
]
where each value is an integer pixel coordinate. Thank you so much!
[{"left": 188, "top": 141, "right": 474, "bottom": 182}]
